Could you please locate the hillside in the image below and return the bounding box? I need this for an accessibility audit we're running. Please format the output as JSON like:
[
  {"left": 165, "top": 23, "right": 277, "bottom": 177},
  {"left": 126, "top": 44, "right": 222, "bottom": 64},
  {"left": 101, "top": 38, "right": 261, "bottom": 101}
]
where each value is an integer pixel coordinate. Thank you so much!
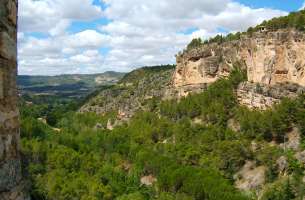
[
  {"left": 18, "top": 72, "right": 125, "bottom": 101},
  {"left": 80, "top": 65, "right": 175, "bottom": 120},
  {"left": 19, "top": 9, "right": 305, "bottom": 200},
  {"left": 174, "top": 29, "right": 305, "bottom": 110},
  {"left": 80, "top": 12, "right": 305, "bottom": 117},
  {"left": 21, "top": 68, "right": 305, "bottom": 200}
]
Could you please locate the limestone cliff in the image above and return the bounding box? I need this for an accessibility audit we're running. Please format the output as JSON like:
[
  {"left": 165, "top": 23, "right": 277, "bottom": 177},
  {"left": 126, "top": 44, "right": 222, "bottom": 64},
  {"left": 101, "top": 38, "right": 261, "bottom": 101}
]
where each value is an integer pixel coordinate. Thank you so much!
[
  {"left": 173, "top": 29, "right": 305, "bottom": 108},
  {"left": 0, "top": 1, "right": 27, "bottom": 199}
]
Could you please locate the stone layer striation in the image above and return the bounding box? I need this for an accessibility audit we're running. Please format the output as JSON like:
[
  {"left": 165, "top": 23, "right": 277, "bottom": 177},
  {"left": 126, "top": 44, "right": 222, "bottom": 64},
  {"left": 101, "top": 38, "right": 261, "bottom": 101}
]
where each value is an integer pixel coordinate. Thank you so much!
[
  {"left": 173, "top": 29, "right": 305, "bottom": 108},
  {"left": 0, "top": 1, "right": 27, "bottom": 199}
]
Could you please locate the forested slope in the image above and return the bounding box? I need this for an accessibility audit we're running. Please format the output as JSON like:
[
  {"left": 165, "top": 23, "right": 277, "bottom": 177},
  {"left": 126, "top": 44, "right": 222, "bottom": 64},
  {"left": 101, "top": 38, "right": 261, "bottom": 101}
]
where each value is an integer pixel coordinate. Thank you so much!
[{"left": 21, "top": 68, "right": 305, "bottom": 200}]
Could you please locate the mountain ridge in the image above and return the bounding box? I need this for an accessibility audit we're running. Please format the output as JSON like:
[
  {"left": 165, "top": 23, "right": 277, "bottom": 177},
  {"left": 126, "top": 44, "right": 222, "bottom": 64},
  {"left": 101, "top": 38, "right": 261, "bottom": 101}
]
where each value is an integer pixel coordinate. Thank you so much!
[{"left": 18, "top": 71, "right": 125, "bottom": 101}]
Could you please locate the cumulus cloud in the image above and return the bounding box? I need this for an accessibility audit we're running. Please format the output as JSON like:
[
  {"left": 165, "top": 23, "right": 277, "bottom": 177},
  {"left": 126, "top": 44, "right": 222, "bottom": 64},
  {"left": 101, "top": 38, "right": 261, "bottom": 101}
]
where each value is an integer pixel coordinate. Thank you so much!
[
  {"left": 18, "top": 0, "right": 103, "bottom": 33},
  {"left": 18, "top": 0, "right": 288, "bottom": 75},
  {"left": 18, "top": 30, "right": 109, "bottom": 74},
  {"left": 66, "top": 30, "right": 110, "bottom": 49},
  {"left": 98, "top": 0, "right": 287, "bottom": 72}
]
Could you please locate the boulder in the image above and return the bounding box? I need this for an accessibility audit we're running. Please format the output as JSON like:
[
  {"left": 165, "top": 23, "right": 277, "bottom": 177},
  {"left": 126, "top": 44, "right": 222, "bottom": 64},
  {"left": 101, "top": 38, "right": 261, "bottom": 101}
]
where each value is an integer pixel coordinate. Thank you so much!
[
  {"left": 295, "top": 150, "right": 305, "bottom": 164},
  {"left": 235, "top": 161, "right": 266, "bottom": 192},
  {"left": 276, "top": 156, "right": 288, "bottom": 174},
  {"left": 140, "top": 175, "right": 157, "bottom": 186}
]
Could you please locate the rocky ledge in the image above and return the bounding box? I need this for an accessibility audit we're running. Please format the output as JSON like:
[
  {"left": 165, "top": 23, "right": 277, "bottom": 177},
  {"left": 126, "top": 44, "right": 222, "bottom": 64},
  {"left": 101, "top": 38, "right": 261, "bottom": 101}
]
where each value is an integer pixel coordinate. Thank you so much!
[
  {"left": 237, "top": 82, "right": 304, "bottom": 109},
  {"left": 172, "top": 28, "right": 305, "bottom": 107}
]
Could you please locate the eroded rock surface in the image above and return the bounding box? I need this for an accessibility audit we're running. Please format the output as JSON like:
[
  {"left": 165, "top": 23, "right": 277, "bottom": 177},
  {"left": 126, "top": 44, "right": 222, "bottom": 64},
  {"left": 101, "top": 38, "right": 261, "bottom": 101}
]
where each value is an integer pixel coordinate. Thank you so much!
[
  {"left": 173, "top": 29, "right": 305, "bottom": 107},
  {"left": 276, "top": 156, "right": 288, "bottom": 175},
  {"left": 140, "top": 175, "right": 157, "bottom": 186},
  {"left": 0, "top": 1, "right": 27, "bottom": 199},
  {"left": 237, "top": 82, "right": 303, "bottom": 109},
  {"left": 279, "top": 127, "right": 301, "bottom": 151},
  {"left": 234, "top": 161, "right": 266, "bottom": 192}
]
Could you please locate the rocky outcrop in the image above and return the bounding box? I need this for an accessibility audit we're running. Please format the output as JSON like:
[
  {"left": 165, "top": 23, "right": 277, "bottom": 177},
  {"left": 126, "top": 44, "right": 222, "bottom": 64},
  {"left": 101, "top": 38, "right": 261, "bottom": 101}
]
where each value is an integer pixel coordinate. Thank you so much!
[
  {"left": 140, "top": 175, "right": 157, "bottom": 186},
  {"left": 80, "top": 66, "right": 174, "bottom": 120},
  {"left": 0, "top": 1, "right": 27, "bottom": 199},
  {"left": 234, "top": 161, "right": 266, "bottom": 192},
  {"left": 237, "top": 82, "right": 304, "bottom": 109},
  {"left": 173, "top": 29, "right": 305, "bottom": 107},
  {"left": 276, "top": 156, "right": 288, "bottom": 175},
  {"left": 279, "top": 127, "right": 301, "bottom": 151}
]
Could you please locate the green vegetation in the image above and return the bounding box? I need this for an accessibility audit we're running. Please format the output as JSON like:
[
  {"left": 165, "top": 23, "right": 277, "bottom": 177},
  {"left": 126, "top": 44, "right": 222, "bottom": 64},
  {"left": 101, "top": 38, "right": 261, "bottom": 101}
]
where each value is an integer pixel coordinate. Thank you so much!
[
  {"left": 119, "top": 65, "right": 175, "bottom": 85},
  {"left": 186, "top": 10, "right": 305, "bottom": 50},
  {"left": 256, "top": 10, "right": 305, "bottom": 32},
  {"left": 20, "top": 65, "right": 305, "bottom": 200},
  {"left": 18, "top": 72, "right": 125, "bottom": 101},
  {"left": 186, "top": 38, "right": 203, "bottom": 51},
  {"left": 82, "top": 65, "right": 175, "bottom": 116}
]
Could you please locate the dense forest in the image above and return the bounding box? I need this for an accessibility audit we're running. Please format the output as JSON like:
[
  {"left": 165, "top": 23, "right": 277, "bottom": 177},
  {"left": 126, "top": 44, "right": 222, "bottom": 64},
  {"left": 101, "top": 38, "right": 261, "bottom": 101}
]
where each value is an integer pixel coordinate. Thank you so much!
[{"left": 20, "top": 66, "right": 305, "bottom": 200}]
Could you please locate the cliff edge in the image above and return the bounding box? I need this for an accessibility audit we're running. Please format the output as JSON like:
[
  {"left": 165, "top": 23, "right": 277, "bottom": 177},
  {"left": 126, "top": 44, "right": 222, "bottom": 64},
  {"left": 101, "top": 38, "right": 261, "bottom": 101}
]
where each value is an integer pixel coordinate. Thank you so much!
[{"left": 173, "top": 28, "right": 305, "bottom": 108}]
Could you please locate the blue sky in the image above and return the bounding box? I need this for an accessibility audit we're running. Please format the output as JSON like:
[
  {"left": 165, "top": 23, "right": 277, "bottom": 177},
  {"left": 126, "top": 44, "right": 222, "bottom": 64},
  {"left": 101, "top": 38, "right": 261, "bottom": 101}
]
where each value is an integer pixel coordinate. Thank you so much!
[
  {"left": 237, "top": 0, "right": 303, "bottom": 12},
  {"left": 67, "top": 0, "right": 304, "bottom": 35},
  {"left": 67, "top": 1, "right": 303, "bottom": 35},
  {"left": 18, "top": 0, "right": 304, "bottom": 75}
]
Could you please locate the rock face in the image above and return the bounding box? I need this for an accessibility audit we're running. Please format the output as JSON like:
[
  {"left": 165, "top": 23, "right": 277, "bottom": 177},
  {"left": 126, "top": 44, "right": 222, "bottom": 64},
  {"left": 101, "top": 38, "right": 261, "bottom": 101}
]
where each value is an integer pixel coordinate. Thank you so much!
[
  {"left": 173, "top": 29, "right": 305, "bottom": 107},
  {"left": 234, "top": 161, "right": 266, "bottom": 192},
  {"left": 276, "top": 156, "right": 288, "bottom": 175},
  {"left": 279, "top": 127, "right": 301, "bottom": 151},
  {"left": 237, "top": 82, "right": 303, "bottom": 109},
  {"left": 0, "top": 1, "right": 26, "bottom": 199}
]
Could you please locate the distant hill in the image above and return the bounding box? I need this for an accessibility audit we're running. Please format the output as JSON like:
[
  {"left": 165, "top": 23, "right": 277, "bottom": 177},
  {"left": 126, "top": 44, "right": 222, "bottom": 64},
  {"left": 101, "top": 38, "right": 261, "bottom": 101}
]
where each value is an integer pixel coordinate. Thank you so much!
[
  {"left": 19, "top": 10, "right": 305, "bottom": 200},
  {"left": 18, "top": 72, "right": 125, "bottom": 100},
  {"left": 80, "top": 65, "right": 175, "bottom": 118}
]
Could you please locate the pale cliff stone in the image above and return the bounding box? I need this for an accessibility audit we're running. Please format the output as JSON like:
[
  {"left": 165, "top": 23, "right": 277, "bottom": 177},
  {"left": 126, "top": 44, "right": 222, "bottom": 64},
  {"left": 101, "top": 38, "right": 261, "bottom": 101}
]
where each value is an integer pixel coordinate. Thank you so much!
[
  {"left": 276, "top": 156, "right": 288, "bottom": 175},
  {"left": 236, "top": 82, "right": 302, "bottom": 109},
  {"left": 279, "top": 127, "right": 301, "bottom": 151},
  {"left": 173, "top": 29, "right": 305, "bottom": 107},
  {"left": 234, "top": 161, "right": 266, "bottom": 192},
  {"left": 140, "top": 175, "right": 157, "bottom": 186},
  {"left": 106, "top": 119, "right": 114, "bottom": 130},
  {"left": 227, "top": 118, "right": 240, "bottom": 132}
]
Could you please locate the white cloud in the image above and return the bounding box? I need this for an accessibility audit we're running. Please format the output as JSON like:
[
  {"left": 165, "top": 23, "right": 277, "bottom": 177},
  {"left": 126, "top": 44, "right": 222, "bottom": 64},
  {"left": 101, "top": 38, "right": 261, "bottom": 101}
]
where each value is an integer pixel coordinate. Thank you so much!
[
  {"left": 18, "top": 0, "right": 288, "bottom": 75},
  {"left": 49, "top": 20, "right": 71, "bottom": 36},
  {"left": 200, "top": 2, "right": 286, "bottom": 31},
  {"left": 66, "top": 30, "right": 110, "bottom": 49},
  {"left": 18, "top": 0, "right": 103, "bottom": 33},
  {"left": 97, "top": 0, "right": 287, "bottom": 73},
  {"left": 18, "top": 30, "right": 109, "bottom": 75}
]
